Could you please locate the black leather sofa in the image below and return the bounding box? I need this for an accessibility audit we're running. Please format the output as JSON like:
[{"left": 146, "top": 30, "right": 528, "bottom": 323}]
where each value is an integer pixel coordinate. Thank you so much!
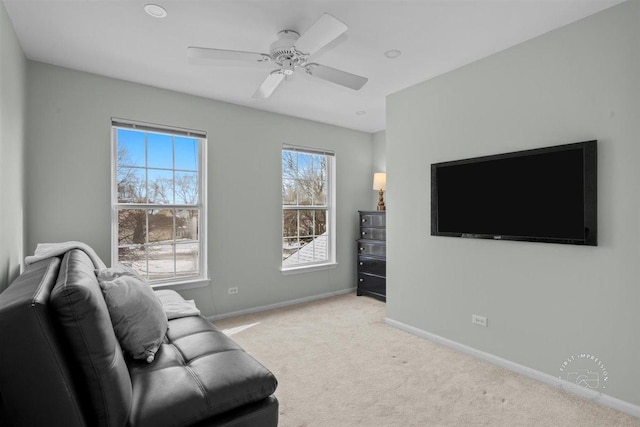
[{"left": 0, "top": 249, "right": 278, "bottom": 426}]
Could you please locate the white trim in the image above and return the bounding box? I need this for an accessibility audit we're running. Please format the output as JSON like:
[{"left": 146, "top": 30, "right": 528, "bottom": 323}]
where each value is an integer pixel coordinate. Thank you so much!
[
  {"left": 281, "top": 146, "right": 336, "bottom": 268},
  {"left": 110, "top": 126, "right": 118, "bottom": 266},
  {"left": 385, "top": 317, "right": 640, "bottom": 419},
  {"left": 110, "top": 119, "right": 208, "bottom": 283},
  {"left": 199, "top": 130, "right": 209, "bottom": 282},
  {"left": 329, "top": 153, "right": 337, "bottom": 264},
  {"left": 208, "top": 287, "right": 355, "bottom": 322},
  {"left": 281, "top": 262, "right": 338, "bottom": 275}
]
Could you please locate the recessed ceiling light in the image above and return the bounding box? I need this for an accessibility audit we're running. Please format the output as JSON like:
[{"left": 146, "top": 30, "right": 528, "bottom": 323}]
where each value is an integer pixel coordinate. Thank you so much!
[
  {"left": 356, "top": 110, "right": 367, "bottom": 116},
  {"left": 384, "top": 49, "right": 402, "bottom": 59},
  {"left": 144, "top": 4, "right": 167, "bottom": 18}
]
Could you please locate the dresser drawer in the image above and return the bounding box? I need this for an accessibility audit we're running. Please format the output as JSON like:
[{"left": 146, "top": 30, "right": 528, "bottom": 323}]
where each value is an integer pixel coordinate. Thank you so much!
[
  {"left": 358, "top": 256, "right": 386, "bottom": 277},
  {"left": 358, "top": 273, "right": 385, "bottom": 296},
  {"left": 360, "top": 213, "right": 385, "bottom": 227},
  {"left": 359, "top": 227, "right": 386, "bottom": 241},
  {"left": 357, "top": 241, "right": 386, "bottom": 257}
]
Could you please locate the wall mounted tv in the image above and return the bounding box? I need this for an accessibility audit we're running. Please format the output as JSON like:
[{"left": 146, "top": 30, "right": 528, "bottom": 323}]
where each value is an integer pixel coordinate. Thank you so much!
[{"left": 431, "top": 140, "right": 597, "bottom": 246}]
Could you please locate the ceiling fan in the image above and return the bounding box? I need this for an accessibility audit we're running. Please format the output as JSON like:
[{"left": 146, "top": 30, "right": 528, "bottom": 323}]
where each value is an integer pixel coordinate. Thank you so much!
[{"left": 187, "top": 13, "right": 368, "bottom": 99}]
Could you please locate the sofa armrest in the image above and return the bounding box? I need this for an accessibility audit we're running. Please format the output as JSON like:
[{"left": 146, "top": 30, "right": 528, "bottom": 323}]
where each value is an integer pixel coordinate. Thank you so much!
[{"left": 0, "top": 258, "right": 87, "bottom": 427}]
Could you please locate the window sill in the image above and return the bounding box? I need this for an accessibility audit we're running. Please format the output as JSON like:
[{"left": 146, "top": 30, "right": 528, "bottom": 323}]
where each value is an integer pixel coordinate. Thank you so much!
[
  {"left": 151, "top": 277, "right": 210, "bottom": 291},
  {"left": 281, "top": 262, "right": 338, "bottom": 276}
]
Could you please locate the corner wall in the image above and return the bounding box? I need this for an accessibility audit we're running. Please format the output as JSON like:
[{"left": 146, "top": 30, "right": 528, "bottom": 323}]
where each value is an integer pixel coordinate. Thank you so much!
[
  {"left": 26, "top": 62, "right": 373, "bottom": 316},
  {"left": 0, "top": 2, "right": 26, "bottom": 292},
  {"left": 371, "top": 130, "right": 386, "bottom": 210},
  {"left": 387, "top": 1, "right": 640, "bottom": 407}
]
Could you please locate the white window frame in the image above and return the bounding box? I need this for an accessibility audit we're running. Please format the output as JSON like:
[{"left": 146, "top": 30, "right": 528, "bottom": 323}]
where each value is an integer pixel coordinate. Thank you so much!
[
  {"left": 281, "top": 144, "right": 337, "bottom": 274},
  {"left": 110, "top": 118, "right": 208, "bottom": 289}
]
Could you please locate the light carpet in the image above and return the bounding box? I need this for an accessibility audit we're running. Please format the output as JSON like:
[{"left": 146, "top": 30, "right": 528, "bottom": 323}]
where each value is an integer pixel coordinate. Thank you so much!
[{"left": 215, "top": 294, "right": 640, "bottom": 427}]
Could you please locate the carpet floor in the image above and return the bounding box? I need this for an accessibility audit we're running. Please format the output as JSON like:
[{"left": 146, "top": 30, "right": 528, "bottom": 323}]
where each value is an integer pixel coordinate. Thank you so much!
[{"left": 215, "top": 294, "right": 640, "bottom": 427}]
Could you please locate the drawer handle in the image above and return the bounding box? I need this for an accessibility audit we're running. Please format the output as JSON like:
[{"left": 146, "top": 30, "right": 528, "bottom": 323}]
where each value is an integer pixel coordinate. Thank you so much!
[
  {"left": 359, "top": 262, "right": 363, "bottom": 266},
  {"left": 362, "top": 232, "right": 366, "bottom": 236},
  {"left": 359, "top": 247, "right": 364, "bottom": 251},
  {"left": 359, "top": 278, "right": 363, "bottom": 282},
  {"left": 362, "top": 219, "right": 367, "bottom": 223}
]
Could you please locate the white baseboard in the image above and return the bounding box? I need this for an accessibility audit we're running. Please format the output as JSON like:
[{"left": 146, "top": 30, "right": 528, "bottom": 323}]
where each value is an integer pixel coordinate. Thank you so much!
[
  {"left": 208, "top": 287, "right": 356, "bottom": 322},
  {"left": 385, "top": 317, "right": 640, "bottom": 419}
]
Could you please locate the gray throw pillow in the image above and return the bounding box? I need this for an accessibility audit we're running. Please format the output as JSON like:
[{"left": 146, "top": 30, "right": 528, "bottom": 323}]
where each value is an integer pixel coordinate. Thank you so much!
[{"left": 96, "top": 265, "right": 168, "bottom": 363}]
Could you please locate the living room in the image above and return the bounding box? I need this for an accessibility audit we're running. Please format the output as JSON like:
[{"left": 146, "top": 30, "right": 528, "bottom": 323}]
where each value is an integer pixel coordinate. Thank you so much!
[{"left": 2, "top": 0, "right": 640, "bottom": 426}]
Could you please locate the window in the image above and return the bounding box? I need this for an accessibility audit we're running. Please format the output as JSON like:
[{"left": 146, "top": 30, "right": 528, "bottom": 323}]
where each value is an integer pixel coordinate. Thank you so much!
[
  {"left": 282, "top": 145, "right": 335, "bottom": 270},
  {"left": 111, "top": 119, "right": 207, "bottom": 286}
]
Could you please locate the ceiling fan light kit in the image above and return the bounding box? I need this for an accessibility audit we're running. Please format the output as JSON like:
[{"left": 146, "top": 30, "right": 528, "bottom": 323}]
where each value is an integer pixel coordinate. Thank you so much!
[{"left": 187, "top": 13, "right": 368, "bottom": 99}]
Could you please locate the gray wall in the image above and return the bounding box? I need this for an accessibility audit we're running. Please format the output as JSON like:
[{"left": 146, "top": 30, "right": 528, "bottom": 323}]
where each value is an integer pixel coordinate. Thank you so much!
[
  {"left": 0, "top": 2, "right": 26, "bottom": 292},
  {"left": 26, "top": 62, "right": 373, "bottom": 316},
  {"left": 387, "top": 0, "right": 640, "bottom": 406}
]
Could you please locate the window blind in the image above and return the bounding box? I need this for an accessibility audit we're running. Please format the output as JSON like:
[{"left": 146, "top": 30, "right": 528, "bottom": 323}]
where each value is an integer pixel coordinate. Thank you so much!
[
  {"left": 283, "top": 144, "right": 335, "bottom": 157},
  {"left": 112, "top": 118, "right": 206, "bottom": 139}
]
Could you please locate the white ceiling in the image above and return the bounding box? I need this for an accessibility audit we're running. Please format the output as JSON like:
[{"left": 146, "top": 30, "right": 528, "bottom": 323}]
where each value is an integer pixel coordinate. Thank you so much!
[{"left": 3, "top": 0, "right": 624, "bottom": 133}]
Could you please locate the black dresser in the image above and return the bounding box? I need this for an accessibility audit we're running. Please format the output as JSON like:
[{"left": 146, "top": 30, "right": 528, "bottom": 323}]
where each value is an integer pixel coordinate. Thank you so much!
[{"left": 357, "top": 211, "right": 386, "bottom": 301}]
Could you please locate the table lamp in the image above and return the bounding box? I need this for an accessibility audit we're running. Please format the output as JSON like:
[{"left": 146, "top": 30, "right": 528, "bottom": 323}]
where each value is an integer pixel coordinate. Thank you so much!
[{"left": 373, "top": 172, "right": 386, "bottom": 211}]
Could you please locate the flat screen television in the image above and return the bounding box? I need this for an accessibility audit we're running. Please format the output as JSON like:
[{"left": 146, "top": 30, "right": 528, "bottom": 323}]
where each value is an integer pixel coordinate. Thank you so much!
[{"left": 431, "top": 140, "right": 597, "bottom": 246}]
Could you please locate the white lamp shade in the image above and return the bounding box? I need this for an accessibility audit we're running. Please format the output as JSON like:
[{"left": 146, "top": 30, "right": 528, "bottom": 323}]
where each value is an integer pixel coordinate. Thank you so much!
[{"left": 373, "top": 172, "right": 387, "bottom": 190}]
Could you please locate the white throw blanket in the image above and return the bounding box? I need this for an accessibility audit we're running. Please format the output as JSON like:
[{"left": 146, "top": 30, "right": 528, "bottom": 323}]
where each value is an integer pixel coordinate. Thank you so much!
[
  {"left": 25, "top": 241, "right": 107, "bottom": 270},
  {"left": 154, "top": 289, "right": 201, "bottom": 320}
]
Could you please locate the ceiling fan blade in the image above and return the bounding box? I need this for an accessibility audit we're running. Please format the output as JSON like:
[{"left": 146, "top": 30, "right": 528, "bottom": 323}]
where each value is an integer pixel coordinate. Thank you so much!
[
  {"left": 306, "top": 63, "right": 368, "bottom": 90},
  {"left": 293, "top": 13, "right": 348, "bottom": 56},
  {"left": 253, "top": 71, "right": 286, "bottom": 99},
  {"left": 187, "top": 47, "right": 271, "bottom": 64}
]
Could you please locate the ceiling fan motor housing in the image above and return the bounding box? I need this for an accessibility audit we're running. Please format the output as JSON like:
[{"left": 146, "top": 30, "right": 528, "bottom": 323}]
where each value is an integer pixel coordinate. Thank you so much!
[
  {"left": 189, "top": 13, "right": 367, "bottom": 98},
  {"left": 269, "top": 30, "right": 304, "bottom": 64}
]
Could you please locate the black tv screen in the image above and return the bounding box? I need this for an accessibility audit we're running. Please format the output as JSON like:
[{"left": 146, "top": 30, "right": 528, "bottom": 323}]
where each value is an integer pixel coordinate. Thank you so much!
[{"left": 431, "top": 140, "right": 597, "bottom": 246}]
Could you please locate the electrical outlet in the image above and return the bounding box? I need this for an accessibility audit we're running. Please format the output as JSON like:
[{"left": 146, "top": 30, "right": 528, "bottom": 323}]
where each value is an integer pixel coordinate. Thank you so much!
[
  {"left": 228, "top": 287, "right": 239, "bottom": 295},
  {"left": 472, "top": 314, "right": 488, "bottom": 327}
]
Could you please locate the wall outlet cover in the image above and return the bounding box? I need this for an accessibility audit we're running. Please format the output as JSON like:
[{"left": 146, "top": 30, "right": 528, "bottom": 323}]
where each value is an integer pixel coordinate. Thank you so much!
[{"left": 472, "top": 314, "right": 488, "bottom": 327}]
